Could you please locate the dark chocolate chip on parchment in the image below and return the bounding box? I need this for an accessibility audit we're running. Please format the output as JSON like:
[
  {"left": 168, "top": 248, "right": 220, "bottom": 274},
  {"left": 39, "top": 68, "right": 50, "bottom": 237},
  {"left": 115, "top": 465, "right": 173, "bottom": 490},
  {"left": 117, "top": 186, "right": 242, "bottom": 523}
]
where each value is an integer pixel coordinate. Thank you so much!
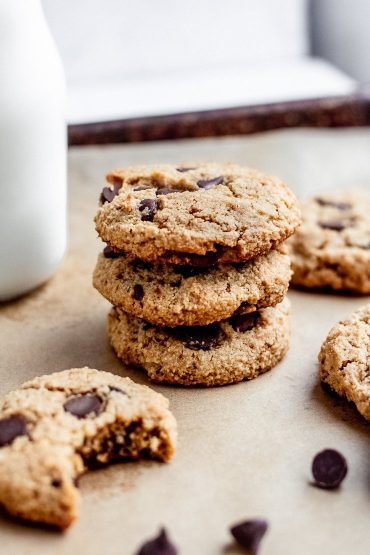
[
  {"left": 311, "top": 448, "right": 348, "bottom": 489},
  {"left": 230, "top": 519, "right": 268, "bottom": 555},
  {"left": 137, "top": 527, "right": 177, "bottom": 555}
]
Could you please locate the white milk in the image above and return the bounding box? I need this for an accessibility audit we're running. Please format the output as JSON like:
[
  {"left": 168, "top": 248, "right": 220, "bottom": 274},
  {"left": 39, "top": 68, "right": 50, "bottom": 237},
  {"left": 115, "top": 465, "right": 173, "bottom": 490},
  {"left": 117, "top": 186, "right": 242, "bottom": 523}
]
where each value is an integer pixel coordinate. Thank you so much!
[{"left": 0, "top": 0, "right": 66, "bottom": 300}]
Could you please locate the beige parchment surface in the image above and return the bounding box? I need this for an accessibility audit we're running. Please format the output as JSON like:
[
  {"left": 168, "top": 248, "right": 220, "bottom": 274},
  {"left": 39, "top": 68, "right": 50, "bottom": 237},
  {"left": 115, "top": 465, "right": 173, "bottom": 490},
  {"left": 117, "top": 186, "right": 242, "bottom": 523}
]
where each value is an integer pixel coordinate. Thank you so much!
[{"left": 1, "top": 128, "right": 370, "bottom": 555}]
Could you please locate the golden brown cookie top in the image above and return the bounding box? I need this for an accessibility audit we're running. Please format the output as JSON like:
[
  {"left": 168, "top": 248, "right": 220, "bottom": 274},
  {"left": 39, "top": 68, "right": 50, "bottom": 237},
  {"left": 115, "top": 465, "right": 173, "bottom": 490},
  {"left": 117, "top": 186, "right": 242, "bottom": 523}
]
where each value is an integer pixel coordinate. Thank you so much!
[{"left": 95, "top": 163, "right": 301, "bottom": 264}]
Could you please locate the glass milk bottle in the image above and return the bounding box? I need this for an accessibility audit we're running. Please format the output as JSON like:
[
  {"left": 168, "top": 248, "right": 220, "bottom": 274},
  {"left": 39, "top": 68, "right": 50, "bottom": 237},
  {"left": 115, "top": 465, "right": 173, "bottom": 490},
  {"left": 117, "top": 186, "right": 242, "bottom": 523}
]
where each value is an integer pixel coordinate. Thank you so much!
[{"left": 0, "top": 0, "right": 67, "bottom": 300}]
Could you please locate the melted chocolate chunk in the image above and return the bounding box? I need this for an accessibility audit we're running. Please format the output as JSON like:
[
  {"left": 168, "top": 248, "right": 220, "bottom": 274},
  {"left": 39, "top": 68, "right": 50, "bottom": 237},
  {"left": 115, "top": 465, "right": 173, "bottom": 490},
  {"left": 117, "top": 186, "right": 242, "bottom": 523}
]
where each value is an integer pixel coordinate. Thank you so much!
[
  {"left": 64, "top": 394, "right": 103, "bottom": 419},
  {"left": 312, "top": 448, "right": 348, "bottom": 489},
  {"left": 103, "top": 245, "right": 125, "bottom": 259},
  {"left": 230, "top": 519, "right": 268, "bottom": 555},
  {"left": 131, "top": 259, "right": 153, "bottom": 271},
  {"left": 197, "top": 175, "right": 224, "bottom": 189},
  {"left": 170, "top": 323, "right": 225, "bottom": 350},
  {"left": 176, "top": 167, "right": 196, "bottom": 173},
  {"left": 139, "top": 199, "right": 157, "bottom": 221},
  {"left": 0, "top": 415, "right": 27, "bottom": 447},
  {"left": 133, "top": 283, "right": 144, "bottom": 301},
  {"left": 315, "top": 198, "right": 352, "bottom": 210},
  {"left": 137, "top": 528, "right": 177, "bottom": 555},
  {"left": 230, "top": 311, "right": 260, "bottom": 332},
  {"left": 100, "top": 184, "right": 120, "bottom": 204},
  {"left": 51, "top": 479, "right": 62, "bottom": 488},
  {"left": 319, "top": 220, "right": 346, "bottom": 231},
  {"left": 156, "top": 188, "right": 183, "bottom": 196},
  {"left": 166, "top": 249, "right": 223, "bottom": 267}
]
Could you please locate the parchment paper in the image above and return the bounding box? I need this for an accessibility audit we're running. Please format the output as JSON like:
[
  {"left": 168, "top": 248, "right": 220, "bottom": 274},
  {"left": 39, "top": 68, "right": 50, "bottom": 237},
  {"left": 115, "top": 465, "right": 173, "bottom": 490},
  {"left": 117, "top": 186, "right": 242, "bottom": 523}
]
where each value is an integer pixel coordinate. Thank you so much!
[{"left": 1, "top": 128, "right": 370, "bottom": 555}]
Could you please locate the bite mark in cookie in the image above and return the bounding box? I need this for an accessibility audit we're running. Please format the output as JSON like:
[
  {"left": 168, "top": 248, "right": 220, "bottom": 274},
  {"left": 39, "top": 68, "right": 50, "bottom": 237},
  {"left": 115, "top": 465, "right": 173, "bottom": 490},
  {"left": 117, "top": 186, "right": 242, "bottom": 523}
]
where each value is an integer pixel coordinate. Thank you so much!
[{"left": 0, "top": 368, "right": 177, "bottom": 528}]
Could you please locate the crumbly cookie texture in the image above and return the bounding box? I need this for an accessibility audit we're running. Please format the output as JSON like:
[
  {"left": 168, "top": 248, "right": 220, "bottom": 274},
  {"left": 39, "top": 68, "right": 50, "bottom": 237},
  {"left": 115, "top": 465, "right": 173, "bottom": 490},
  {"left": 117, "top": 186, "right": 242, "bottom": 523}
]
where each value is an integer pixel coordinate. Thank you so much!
[
  {"left": 319, "top": 303, "right": 370, "bottom": 419},
  {"left": 93, "top": 246, "right": 291, "bottom": 327},
  {"left": 0, "top": 367, "right": 177, "bottom": 528},
  {"left": 95, "top": 163, "right": 301, "bottom": 264},
  {"left": 108, "top": 299, "right": 291, "bottom": 387},
  {"left": 288, "top": 190, "right": 370, "bottom": 293}
]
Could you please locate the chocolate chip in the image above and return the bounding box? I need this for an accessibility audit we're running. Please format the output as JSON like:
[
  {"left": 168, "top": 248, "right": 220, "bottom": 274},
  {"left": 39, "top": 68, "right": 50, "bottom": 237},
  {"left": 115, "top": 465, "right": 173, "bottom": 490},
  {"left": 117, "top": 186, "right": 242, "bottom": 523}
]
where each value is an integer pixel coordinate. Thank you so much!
[
  {"left": 64, "top": 394, "right": 103, "bottom": 418},
  {"left": 156, "top": 188, "right": 182, "bottom": 196},
  {"left": 173, "top": 266, "right": 208, "bottom": 278},
  {"left": 100, "top": 184, "right": 120, "bottom": 204},
  {"left": 133, "top": 284, "right": 144, "bottom": 301},
  {"left": 312, "top": 448, "right": 348, "bottom": 489},
  {"left": 167, "top": 250, "right": 223, "bottom": 267},
  {"left": 137, "top": 528, "right": 177, "bottom": 555},
  {"left": 134, "top": 186, "right": 154, "bottom": 192},
  {"left": 131, "top": 259, "right": 153, "bottom": 271},
  {"left": 108, "top": 385, "right": 127, "bottom": 395},
  {"left": 316, "top": 198, "right": 352, "bottom": 210},
  {"left": 176, "top": 167, "right": 196, "bottom": 172},
  {"left": 103, "top": 245, "right": 125, "bottom": 259},
  {"left": 51, "top": 479, "right": 62, "bottom": 488},
  {"left": 169, "top": 279, "right": 182, "bottom": 288},
  {"left": 0, "top": 415, "right": 27, "bottom": 447},
  {"left": 197, "top": 175, "right": 224, "bottom": 189},
  {"left": 171, "top": 323, "right": 225, "bottom": 350},
  {"left": 230, "top": 311, "right": 260, "bottom": 332},
  {"left": 139, "top": 199, "right": 157, "bottom": 221},
  {"left": 319, "top": 220, "right": 346, "bottom": 231},
  {"left": 230, "top": 519, "right": 268, "bottom": 555}
]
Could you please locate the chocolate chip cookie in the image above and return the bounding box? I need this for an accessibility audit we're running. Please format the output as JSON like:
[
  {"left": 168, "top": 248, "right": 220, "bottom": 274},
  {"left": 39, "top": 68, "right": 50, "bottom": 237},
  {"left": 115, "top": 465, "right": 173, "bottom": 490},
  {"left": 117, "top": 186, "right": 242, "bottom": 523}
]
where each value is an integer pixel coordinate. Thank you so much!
[
  {"left": 93, "top": 246, "right": 291, "bottom": 327},
  {"left": 108, "top": 299, "right": 291, "bottom": 386},
  {"left": 288, "top": 191, "right": 370, "bottom": 293},
  {"left": 319, "top": 303, "right": 370, "bottom": 419},
  {"left": 95, "top": 163, "right": 301, "bottom": 264},
  {"left": 0, "top": 367, "right": 177, "bottom": 528}
]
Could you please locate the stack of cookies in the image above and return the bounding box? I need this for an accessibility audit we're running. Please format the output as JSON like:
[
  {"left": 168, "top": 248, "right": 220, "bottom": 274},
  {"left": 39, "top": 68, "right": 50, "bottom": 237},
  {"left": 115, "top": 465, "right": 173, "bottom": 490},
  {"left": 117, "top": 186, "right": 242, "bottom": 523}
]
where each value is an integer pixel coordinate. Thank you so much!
[{"left": 93, "top": 163, "right": 301, "bottom": 386}]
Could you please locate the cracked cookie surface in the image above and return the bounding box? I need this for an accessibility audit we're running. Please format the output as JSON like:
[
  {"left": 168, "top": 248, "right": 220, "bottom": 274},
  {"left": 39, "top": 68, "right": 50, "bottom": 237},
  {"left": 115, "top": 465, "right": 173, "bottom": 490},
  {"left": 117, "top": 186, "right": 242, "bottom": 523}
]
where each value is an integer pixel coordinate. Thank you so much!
[
  {"left": 95, "top": 163, "right": 301, "bottom": 264},
  {"left": 288, "top": 190, "right": 370, "bottom": 293},
  {"left": 0, "top": 367, "right": 177, "bottom": 528},
  {"left": 93, "top": 246, "right": 291, "bottom": 327},
  {"left": 319, "top": 303, "right": 370, "bottom": 419},
  {"left": 108, "top": 299, "right": 291, "bottom": 386}
]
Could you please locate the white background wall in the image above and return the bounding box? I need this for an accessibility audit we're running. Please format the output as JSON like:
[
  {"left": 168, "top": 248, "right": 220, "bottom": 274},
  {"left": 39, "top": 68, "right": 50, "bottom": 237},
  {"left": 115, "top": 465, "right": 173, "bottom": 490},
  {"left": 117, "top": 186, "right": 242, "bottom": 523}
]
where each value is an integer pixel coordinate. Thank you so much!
[
  {"left": 42, "top": 0, "right": 309, "bottom": 87},
  {"left": 311, "top": 0, "right": 370, "bottom": 83},
  {"left": 41, "top": 0, "right": 358, "bottom": 123}
]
